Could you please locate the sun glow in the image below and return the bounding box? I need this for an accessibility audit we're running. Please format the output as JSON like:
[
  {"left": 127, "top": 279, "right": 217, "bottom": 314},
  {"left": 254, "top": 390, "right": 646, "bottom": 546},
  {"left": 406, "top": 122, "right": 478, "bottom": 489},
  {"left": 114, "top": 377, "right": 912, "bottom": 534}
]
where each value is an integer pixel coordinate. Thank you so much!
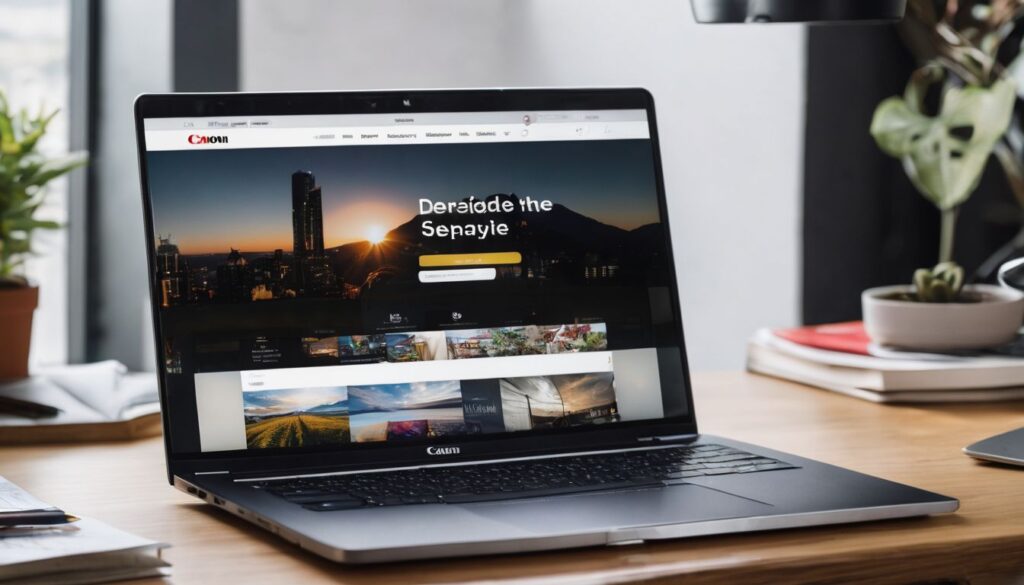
[{"left": 366, "top": 225, "right": 387, "bottom": 244}]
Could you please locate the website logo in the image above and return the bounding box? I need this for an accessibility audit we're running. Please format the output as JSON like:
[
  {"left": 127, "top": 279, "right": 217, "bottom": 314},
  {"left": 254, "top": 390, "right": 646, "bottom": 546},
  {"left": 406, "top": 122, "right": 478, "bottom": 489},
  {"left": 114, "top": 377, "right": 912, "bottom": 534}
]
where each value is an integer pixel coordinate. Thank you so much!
[
  {"left": 187, "top": 134, "right": 229, "bottom": 145},
  {"left": 426, "top": 446, "right": 460, "bottom": 456}
]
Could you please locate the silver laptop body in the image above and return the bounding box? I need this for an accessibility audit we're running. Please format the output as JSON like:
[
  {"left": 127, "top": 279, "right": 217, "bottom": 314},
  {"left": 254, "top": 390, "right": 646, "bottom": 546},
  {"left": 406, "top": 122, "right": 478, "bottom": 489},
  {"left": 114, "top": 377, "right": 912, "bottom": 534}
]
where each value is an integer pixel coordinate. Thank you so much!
[{"left": 134, "top": 88, "right": 957, "bottom": 563}]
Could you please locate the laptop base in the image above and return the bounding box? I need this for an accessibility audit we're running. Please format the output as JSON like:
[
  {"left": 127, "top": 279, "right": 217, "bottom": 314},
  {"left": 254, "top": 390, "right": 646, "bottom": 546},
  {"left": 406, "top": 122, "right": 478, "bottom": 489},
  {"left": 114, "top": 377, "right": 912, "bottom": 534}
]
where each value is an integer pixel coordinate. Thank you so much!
[{"left": 180, "top": 435, "right": 957, "bottom": 563}]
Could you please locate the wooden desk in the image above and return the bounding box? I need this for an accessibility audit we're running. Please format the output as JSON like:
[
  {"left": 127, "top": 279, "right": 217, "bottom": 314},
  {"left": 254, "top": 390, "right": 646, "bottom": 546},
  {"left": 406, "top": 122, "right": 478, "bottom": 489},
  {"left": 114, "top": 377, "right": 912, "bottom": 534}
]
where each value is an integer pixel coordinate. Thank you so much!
[{"left": 4, "top": 372, "right": 1024, "bottom": 584}]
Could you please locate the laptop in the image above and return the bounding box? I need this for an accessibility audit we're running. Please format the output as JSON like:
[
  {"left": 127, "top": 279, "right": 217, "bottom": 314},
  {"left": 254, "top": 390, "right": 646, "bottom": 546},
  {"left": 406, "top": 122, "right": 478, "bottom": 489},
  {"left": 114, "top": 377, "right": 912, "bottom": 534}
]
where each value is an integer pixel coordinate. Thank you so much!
[{"left": 134, "top": 88, "right": 957, "bottom": 563}]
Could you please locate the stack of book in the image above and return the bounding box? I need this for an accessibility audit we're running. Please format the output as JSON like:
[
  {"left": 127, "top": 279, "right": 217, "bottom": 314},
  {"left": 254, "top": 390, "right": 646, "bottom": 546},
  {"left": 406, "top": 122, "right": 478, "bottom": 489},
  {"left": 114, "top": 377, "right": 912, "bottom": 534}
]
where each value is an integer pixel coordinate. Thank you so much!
[{"left": 747, "top": 322, "right": 1024, "bottom": 403}]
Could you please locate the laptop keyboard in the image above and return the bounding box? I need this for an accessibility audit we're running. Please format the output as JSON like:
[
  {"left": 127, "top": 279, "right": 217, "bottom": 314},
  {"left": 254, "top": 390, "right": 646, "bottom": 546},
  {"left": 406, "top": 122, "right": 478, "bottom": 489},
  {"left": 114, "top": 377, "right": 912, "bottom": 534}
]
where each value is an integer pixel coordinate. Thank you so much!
[{"left": 249, "top": 443, "right": 798, "bottom": 512}]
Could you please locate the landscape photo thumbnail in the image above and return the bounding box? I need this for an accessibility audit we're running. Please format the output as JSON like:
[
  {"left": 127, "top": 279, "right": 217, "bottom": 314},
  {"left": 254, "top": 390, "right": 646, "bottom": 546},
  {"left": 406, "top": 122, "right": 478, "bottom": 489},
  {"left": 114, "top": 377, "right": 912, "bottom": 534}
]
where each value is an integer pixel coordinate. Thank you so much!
[
  {"left": 348, "top": 380, "right": 466, "bottom": 442},
  {"left": 243, "top": 386, "right": 350, "bottom": 448},
  {"left": 500, "top": 372, "right": 618, "bottom": 431},
  {"left": 302, "top": 336, "right": 339, "bottom": 360},
  {"left": 550, "top": 372, "right": 619, "bottom": 425}
]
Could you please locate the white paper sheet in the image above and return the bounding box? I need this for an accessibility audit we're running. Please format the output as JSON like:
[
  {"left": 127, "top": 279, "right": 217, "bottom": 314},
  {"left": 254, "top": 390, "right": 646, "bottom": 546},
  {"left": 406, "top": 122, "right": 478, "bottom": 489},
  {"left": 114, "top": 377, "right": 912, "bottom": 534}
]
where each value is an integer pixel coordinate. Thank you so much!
[{"left": 0, "top": 516, "right": 170, "bottom": 583}]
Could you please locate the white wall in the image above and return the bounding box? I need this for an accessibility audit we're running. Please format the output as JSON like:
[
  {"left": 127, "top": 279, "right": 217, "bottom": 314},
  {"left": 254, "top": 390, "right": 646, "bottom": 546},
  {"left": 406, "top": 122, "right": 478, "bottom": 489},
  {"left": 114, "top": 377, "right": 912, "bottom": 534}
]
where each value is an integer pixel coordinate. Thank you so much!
[
  {"left": 240, "top": 0, "right": 805, "bottom": 370},
  {"left": 91, "top": 0, "right": 172, "bottom": 371}
]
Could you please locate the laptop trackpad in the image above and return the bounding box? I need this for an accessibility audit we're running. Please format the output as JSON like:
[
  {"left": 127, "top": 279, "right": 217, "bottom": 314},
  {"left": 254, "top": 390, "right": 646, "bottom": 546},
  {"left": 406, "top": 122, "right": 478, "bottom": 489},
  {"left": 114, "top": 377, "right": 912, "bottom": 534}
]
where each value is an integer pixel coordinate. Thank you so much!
[{"left": 469, "top": 483, "right": 772, "bottom": 534}]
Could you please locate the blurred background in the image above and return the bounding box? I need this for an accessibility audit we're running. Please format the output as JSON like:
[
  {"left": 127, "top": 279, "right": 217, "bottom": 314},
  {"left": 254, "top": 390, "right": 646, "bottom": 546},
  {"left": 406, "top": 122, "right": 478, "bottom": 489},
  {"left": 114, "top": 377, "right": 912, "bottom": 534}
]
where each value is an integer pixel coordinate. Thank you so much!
[{"left": 3, "top": 0, "right": 1013, "bottom": 372}]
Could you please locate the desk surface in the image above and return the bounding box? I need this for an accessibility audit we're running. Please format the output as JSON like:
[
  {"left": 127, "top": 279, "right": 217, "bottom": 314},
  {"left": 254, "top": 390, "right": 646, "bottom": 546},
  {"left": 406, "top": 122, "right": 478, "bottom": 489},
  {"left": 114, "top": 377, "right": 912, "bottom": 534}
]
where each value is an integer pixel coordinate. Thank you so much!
[{"left": 4, "top": 372, "right": 1024, "bottom": 584}]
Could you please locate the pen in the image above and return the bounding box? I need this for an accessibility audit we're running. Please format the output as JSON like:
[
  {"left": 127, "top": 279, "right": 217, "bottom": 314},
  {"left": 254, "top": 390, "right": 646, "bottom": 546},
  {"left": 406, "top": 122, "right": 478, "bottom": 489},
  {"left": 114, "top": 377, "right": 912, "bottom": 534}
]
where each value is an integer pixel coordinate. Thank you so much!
[
  {"left": 0, "top": 395, "right": 61, "bottom": 419},
  {"left": 0, "top": 509, "right": 77, "bottom": 527}
]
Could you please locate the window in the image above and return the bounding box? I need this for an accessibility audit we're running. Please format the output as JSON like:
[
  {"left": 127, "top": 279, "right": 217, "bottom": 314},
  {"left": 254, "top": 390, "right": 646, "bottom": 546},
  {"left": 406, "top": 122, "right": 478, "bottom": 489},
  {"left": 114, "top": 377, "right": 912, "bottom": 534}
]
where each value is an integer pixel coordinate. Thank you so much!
[{"left": 0, "top": 0, "right": 72, "bottom": 367}]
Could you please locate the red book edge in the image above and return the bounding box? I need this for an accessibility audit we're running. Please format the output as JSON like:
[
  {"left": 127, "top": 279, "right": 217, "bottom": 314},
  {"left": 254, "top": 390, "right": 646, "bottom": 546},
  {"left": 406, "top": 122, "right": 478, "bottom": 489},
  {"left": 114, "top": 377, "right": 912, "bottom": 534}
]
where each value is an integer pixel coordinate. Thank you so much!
[{"left": 772, "top": 321, "right": 872, "bottom": 356}]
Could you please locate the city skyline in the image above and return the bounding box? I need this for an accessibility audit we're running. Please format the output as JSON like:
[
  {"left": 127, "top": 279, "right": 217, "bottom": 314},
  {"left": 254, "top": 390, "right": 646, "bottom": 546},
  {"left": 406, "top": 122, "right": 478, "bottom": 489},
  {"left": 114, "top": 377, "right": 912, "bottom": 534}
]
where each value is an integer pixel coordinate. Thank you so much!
[{"left": 146, "top": 140, "right": 661, "bottom": 255}]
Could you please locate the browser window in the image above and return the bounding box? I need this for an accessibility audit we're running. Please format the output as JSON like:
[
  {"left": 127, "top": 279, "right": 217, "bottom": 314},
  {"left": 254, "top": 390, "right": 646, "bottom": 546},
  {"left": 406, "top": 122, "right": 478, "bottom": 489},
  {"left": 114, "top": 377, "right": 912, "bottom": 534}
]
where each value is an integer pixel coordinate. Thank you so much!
[{"left": 142, "top": 108, "right": 683, "bottom": 455}]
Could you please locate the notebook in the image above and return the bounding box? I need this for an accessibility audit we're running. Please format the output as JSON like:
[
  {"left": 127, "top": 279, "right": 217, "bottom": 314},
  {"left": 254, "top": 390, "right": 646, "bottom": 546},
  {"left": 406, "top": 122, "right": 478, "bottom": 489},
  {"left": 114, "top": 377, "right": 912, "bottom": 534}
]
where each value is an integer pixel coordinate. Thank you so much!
[
  {"left": 0, "top": 362, "right": 161, "bottom": 443},
  {"left": 0, "top": 476, "right": 170, "bottom": 584},
  {"left": 0, "top": 517, "right": 170, "bottom": 584}
]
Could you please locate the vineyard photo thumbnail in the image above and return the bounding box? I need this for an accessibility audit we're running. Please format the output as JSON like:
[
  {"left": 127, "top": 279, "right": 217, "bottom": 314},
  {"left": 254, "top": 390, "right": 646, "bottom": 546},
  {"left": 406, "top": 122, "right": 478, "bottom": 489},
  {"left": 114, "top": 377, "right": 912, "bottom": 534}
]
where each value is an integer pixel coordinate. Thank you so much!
[{"left": 243, "top": 386, "right": 350, "bottom": 448}]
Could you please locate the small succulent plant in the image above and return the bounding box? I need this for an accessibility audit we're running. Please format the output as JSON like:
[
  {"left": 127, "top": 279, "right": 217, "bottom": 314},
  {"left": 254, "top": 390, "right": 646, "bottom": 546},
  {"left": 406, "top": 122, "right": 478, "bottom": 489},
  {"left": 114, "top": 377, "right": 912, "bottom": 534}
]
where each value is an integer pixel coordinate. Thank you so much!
[{"left": 913, "top": 262, "right": 965, "bottom": 302}]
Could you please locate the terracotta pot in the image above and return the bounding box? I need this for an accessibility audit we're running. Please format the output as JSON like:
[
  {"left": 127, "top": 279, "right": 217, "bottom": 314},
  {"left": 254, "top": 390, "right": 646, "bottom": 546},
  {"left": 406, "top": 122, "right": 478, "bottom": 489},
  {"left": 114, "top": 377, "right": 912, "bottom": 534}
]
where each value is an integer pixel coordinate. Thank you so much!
[{"left": 0, "top": 285, "right": 38, "bottom": 381}]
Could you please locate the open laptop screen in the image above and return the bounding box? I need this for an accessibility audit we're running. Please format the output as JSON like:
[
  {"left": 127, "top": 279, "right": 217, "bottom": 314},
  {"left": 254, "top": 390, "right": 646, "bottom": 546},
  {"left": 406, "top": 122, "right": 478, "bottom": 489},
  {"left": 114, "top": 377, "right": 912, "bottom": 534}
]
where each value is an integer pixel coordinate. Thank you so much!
[{"left": 140, "top": 98, "right": 689, "bottom": 458}]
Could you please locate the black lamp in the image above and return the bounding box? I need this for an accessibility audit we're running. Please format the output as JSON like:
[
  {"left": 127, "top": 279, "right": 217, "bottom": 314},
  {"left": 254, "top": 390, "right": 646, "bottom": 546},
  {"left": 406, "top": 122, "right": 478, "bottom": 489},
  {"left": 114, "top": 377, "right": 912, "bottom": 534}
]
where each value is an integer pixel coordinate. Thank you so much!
[{"left": 691, "top": 0, "right": 906, "bottom": 23}]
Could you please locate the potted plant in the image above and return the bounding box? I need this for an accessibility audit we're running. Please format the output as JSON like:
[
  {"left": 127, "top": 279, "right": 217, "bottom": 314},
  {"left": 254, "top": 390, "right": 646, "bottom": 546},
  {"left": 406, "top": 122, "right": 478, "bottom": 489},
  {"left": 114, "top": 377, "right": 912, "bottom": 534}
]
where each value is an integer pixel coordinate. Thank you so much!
[
  {"left": 0, "top": 91, "right": 85, "bottom": 380},
  {"left": 866, "top": 35, "right": 1024, "bottom": 350}
]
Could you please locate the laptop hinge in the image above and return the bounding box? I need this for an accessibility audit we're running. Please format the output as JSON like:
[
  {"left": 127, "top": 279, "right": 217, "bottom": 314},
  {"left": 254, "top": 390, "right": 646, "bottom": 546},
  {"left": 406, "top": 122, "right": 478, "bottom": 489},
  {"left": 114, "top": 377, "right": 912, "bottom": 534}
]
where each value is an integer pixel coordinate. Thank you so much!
[
  {"left": 201, "top": 439, "right": 700, "bottom": 481},
  {"left": 637, "top": 433, "right": 698, "bottom": 443}
]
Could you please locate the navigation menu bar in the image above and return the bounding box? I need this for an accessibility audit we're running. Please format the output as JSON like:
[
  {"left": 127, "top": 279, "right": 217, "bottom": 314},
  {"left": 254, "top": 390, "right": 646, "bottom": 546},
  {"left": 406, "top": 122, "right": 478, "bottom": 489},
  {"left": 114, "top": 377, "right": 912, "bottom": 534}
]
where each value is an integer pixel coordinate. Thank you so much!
[{"left": 143, "top": 110, "right": 650, "bottom": 151}]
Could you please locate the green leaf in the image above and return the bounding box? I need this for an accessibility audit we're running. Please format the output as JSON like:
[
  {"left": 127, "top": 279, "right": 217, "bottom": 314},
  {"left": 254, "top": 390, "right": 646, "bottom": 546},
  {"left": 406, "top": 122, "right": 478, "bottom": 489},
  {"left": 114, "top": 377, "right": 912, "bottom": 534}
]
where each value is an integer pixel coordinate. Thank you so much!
[
  {"left": 3, "top": 218, "right": 61, "bottom": 231},
  {"left": 0, "top": 88, "right": 88, "bottom": 278},
  {"left": 21, "top": 152, "right": 87, "bottom": 187},
  {"left": 17, "top": 110, "right": 57, "bottom": 153},
  {"left": 0, "top": 113, "right": 16, "bottom": 155},
  {"left": 871, "top": 77, "right": 1016, "bottom": 211},
  {"left": 1, "top": 236, "right": 30, "bottom": 255},
  {"left": 871, "top": 98, "right": 931, "bottom": 157}
]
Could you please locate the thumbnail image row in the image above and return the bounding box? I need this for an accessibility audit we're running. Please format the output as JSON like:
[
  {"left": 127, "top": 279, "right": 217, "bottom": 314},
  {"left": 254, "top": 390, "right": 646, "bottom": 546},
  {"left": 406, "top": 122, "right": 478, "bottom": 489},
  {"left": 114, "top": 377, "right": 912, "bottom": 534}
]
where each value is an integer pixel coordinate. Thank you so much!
[
  {"left": 242, "top": 371, "right": 619, "bottom": 449},
  {"left": 302, "top": 322, "right": 608, "bottom": 364}
]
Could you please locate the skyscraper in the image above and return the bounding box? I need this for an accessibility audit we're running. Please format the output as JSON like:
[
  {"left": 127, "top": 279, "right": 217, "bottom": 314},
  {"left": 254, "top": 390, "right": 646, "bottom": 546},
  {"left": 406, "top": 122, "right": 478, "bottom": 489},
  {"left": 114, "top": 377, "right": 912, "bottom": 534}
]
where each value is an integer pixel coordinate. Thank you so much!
[
  {"left": 156, "top": 235, "right": 188, "bottom": 307},
  {"left": 291, "top": 170, "right": 325, "bottom": 259},
  {"left": 291, "top": 170, "right": 330, "bottom": 293},
  {"left": 155, "top": 236, "right": 180, "bottom": 274}
]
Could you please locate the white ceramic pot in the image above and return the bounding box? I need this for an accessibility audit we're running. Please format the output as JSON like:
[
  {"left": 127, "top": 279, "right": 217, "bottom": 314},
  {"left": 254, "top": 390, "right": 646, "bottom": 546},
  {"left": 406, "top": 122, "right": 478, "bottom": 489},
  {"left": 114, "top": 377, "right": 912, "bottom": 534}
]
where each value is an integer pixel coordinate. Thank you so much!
[{"left": 862, "top": 284, "right": 1024, "bottom": 351}]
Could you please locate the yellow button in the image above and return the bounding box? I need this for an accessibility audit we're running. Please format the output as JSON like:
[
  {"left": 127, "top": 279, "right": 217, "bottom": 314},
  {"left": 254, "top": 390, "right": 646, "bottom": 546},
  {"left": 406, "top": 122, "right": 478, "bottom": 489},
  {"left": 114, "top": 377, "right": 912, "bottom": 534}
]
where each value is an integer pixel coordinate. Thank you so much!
[{"left": 419, "top": 251, "right": 522, "bottom": 267}]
